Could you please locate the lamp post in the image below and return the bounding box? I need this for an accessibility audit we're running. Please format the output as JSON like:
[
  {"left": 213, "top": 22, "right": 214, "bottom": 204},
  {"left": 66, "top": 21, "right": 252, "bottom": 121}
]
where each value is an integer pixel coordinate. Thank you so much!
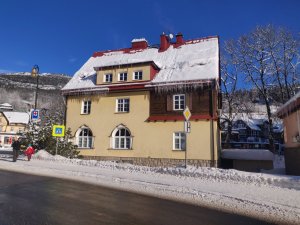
[
  {"left": 30, "top": 65, "right": 39, "bottom": 147},
  {"left": 31, "top": 65, "right": 39, "bottom": 109}
]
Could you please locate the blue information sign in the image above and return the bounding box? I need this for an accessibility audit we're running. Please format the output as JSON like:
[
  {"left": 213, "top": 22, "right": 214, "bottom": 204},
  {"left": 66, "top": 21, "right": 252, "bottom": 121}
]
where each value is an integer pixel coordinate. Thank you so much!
[{"left": 31, "top": 109, "right": 40, "bottom": 120}]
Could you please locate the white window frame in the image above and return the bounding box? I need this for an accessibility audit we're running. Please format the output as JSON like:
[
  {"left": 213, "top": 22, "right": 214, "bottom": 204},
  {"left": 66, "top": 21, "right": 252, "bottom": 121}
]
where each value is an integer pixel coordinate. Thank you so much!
[
  {"left": 81, "top": 100, "right": 91, "bottom": 114},
  {"left": 118, "top": 72, "right": 128, "bottom": 81},
  {"left": 116, "top": 98, "right": 130, "bottom": 112},
  {"left": 133, "top": 71, "right": 143, "bottom": 80},
  {"left": 103, "top": 73, "right": 113, "bottom": 83},
  {"left": 173, "top": 94, "right": 185, "bottom": 110},
  {"left": 76, "top": 127, "right": 94, "bottom": 149},
  {"left": 111, "top": 126, "right": 132, "bottom": 150},
  {"left": 173, "top": 132, "right": 186, "bottom": 150}
]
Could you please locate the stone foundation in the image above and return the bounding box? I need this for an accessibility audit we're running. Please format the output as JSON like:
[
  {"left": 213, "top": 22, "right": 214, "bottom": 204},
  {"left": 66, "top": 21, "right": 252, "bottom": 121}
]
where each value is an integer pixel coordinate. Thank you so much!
[{"left": 82, "top": 156, "right": 218, "bottom": 167}]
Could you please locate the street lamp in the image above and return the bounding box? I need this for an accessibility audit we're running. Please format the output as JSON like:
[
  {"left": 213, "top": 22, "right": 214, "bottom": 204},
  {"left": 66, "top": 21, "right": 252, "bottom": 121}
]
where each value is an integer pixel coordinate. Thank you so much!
[{"left": 31, "top": 65, "right": 39, "bottom": 109}]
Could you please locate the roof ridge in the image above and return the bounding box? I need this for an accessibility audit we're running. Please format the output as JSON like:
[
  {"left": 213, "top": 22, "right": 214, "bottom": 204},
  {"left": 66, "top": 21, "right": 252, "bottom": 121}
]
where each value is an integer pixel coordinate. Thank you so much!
[{"left": 92, "top": 35, "right": 219, "bottom": 58}]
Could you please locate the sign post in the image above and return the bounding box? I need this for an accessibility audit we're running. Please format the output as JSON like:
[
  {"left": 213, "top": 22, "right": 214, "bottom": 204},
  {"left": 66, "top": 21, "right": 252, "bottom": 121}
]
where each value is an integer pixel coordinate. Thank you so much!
[
  {"left": 183, "top": 106, "right": 192, "bottom": 168},
  {"left": 52, "top": 125, "right": 65, "bottom": 155},
  {"left": 30, "top": 109, "right": 40, "bottom": 146}
]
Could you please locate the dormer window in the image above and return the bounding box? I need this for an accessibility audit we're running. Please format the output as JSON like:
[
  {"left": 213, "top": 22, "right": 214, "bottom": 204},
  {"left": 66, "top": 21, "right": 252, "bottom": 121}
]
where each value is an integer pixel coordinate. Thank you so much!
[
  {"left": 104, "top": 74, "right": 112, "bottom": 83},
  {"left": 133, "top": 71, "right": 143, "bottom": 80},
  {"left": 118, "top": 72, "right": 128, "bottom": 81}
]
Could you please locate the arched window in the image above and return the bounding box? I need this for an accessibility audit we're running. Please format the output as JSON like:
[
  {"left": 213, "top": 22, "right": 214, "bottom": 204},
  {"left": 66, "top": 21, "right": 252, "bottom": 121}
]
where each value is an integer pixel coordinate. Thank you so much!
[
  {"left": 111, "top": 126, "right": 132, "bottom": 149},
  {"left": 76, "top": 127, "right": 93, "bottom": 149}
]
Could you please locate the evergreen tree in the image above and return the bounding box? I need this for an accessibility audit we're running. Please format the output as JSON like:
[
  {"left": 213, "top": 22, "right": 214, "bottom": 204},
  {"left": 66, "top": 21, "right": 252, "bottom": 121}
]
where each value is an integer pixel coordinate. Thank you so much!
[{"left": 25, "top": 110, "right": 79, "bottom": 158}]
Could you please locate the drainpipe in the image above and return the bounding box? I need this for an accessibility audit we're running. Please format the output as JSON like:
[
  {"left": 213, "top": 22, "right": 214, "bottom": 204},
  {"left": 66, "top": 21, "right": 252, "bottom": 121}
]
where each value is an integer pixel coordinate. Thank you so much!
[
  {"left": 63, "top": 96, "right": 67, "bottom": 126},
  {"left": 209, "top": 87, "right": 215, "bottom": 167}
]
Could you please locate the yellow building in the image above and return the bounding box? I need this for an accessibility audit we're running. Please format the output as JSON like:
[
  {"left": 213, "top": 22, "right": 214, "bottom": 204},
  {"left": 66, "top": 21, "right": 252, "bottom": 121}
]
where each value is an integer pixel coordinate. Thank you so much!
[
  {"left": 62, "top": 33, "right": 221, "bottom": 167},
  {"left": 277, "top": 91, "right": 300, "bottom": 175},
  {"left": 0, "top": 111, "right": 29, "bottom": 147}
]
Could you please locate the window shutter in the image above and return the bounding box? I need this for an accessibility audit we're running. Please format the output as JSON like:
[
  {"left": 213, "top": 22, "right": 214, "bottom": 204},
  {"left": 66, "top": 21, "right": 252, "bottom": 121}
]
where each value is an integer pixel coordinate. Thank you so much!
[
  {"left": 81, "top": 101, "right": 84, "bottom": 114},
  {"left": 167, "top": 95, "right": 173, "bottom": 111},
  {"left": 186, "top": 93, "right": 193, "bottom": 110}
]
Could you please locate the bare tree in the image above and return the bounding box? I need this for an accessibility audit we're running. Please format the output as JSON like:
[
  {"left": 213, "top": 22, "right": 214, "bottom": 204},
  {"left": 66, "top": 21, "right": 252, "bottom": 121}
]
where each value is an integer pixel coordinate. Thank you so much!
[
  {"left": 232, "top": 25, "right": 300, "bottom": 152},
  {"left": 221, "top": 41, "right": 253, "bottom": 146},
  {"left": 265, "top": 26, "right": 300, "bottom": 103}
]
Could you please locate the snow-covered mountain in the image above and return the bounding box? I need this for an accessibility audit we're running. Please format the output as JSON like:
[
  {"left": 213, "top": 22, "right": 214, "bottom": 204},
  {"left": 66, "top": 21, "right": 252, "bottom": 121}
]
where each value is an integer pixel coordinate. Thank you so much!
[{"left": 0, "top": 73, "right": 71, "bottom": 112}]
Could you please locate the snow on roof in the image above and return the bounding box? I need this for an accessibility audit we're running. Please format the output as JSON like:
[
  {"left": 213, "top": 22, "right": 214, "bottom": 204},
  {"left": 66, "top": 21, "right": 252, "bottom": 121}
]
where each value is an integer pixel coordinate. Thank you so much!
[
  {"left": 3, "top": 111, "right": 29, "bottom": 124},
  {"left": 273, "top": 123, "right": 284, "bottom": 133},
  {"left": 131, "top": 38, "right": 147, "bottom": 43},
  {"left": 62, "top": 36, "right": 219, "bottom": 92},
  {"left": 222, "top": 149, "right": 274, "bottom": 161},
  {"left": 246, "top": 119, "right": 261, "bottom": 131}
]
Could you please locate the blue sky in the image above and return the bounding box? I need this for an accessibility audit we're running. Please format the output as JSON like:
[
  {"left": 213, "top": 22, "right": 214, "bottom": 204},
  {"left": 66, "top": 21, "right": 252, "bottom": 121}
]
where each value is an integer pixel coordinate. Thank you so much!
[{"left": 0, "top": 0, "right": 299, "bottom": 76}]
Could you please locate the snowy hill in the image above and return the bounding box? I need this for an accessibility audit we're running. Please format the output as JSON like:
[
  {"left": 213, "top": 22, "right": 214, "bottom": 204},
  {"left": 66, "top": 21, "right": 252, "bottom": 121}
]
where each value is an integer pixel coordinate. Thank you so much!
[{"left": 0, "top": 73, "right": 71, "bottom": 112}]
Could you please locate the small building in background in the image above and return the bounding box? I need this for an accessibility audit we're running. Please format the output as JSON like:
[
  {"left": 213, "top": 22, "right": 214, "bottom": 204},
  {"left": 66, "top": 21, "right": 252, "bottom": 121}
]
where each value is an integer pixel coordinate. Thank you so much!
[
  {"left": 221, "top": 115, "right": 283, "bottom": 152},
  {"left": 277, "top": 91, "right": 300, "bottom": 175},
  {"left": 220, "top": 114, "right": 284, "bottom": 172},
  {"left": 0, "top": 103, "right": 13, "bottom": 111},
  {"left": 0, "top": 111, "right": 29, "bottom": 148}
]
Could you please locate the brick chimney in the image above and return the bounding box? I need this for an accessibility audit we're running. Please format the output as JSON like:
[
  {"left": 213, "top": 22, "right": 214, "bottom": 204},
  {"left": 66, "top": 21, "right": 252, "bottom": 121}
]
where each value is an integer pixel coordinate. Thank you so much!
[
  {"left": 131, "top": 38, "right": 148, "bottom": 50},
  {"left": 159, "top": 33, "right": 170, "bottom": 52},
  {"left": 175, "top": 32, "right": 184, "bottom": 46}
]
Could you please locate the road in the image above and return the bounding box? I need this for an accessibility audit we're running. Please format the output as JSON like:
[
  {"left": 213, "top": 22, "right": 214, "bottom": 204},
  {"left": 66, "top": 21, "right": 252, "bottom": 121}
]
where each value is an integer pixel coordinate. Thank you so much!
[{"left": 0, "top": 169, "right": 272, "bottom": 225}]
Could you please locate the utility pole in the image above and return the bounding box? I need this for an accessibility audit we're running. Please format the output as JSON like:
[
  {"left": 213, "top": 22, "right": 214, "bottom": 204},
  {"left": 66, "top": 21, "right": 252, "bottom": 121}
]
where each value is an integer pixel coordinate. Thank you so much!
[{"left": 31, "top": 65, "right": 39, "bottom": 109}]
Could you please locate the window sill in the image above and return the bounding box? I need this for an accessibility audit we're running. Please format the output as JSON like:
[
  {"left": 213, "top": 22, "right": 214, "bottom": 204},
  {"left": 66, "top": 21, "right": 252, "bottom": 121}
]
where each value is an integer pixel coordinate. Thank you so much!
[
  {"left": 80, "top": 113, "right": 90, "bottom": 115},
  {"left": 78, "top": 147, "right": 94, "bottom": 150},
  {"left": 108, "top": 148, "right": 133, "bottom": 150},
  {"left": 172, "top": 149, "right": 186, "bottom": 151}
]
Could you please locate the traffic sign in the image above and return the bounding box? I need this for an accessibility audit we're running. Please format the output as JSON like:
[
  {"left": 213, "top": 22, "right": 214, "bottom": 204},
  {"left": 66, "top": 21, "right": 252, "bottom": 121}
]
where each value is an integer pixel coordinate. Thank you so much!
[
  {"left": 52, "top": 125, "right": 65, "bottom": 137},
  {"left": 31, "top": 109, "right": 40, "bottom": 120},
  {"left": 183, "top": 106, "right": 191, "bottom": 121},
  {"left": 184, "top": 121, "right": 191, "bottom": 133}
]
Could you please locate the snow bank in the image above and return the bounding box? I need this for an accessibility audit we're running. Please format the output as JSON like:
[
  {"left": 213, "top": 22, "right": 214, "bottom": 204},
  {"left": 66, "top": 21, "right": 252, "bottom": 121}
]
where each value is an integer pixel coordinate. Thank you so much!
[
  {"left": 33, "top": 149, "right": 54, "bottom": 159},
  {"left": 32, "top": 150, "right": 299, "bottom": 190}
]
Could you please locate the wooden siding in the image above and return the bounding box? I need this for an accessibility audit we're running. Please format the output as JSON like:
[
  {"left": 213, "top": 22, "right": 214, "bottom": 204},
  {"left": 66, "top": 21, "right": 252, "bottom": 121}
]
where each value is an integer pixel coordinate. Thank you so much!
[{"left": 149, "top": 88, "right": 216, "bottom": 117}]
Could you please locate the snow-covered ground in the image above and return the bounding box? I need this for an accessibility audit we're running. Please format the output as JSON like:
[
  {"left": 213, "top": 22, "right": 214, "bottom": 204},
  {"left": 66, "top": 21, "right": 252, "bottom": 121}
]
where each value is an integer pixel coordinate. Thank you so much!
[{"left": 0, "top": 150, "right": 299, "bottom": 225}]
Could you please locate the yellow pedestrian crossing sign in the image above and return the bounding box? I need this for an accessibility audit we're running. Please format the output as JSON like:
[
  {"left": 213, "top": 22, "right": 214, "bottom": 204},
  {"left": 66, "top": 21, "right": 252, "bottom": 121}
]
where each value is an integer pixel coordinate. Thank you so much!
[
  {"left": 52, "top": 125, "right": 65, "bottom": 137},
  {"left": 183, "top": 106, "right": 191, "bottom": 121}
]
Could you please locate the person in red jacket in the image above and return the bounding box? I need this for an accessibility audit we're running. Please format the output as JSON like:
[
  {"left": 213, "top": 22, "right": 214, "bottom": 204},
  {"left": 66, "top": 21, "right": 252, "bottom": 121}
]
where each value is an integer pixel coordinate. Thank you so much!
[{"left": 24, "top": 144, "right": 35, "bottom": 161}]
